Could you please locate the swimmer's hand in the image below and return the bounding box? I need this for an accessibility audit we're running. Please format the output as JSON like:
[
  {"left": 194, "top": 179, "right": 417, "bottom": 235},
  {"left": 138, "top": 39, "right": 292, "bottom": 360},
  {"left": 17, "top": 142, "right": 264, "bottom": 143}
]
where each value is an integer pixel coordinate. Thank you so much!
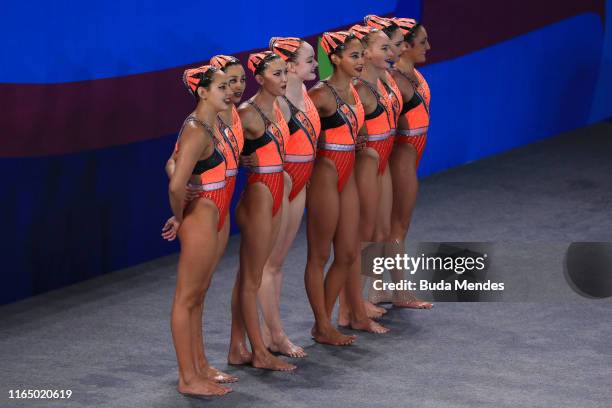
[
  {"left": 161, "top": 216, "right": 181, "bottom": 241},
  {"left": 356, "top": 135, "right": 367, "bottom": 151},
  {"left": 240, "top": 153, "right": 258, "bottom": 167},
  {"left": 185, "top": 184, "right": 200, "bottom": 203}
]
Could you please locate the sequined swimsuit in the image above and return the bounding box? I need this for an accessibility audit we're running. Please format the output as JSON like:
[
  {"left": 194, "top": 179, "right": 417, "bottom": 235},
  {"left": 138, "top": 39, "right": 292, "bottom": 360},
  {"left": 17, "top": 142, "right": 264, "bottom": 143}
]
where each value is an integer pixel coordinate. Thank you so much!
[
  {"left": 242, "top": 101, "right": 289, "bottom": 216},
  {"left": 395, "top": 68, "right": 430, "bottom": 167},
  {"left": 283, "top": 88, "right": 321, "bottom": 201},
  {"left": 176, "top": 116, "right": 227, "bottom": 231},
  {"left": 318, "top": 81, "right": 365, "bottom": 192}
]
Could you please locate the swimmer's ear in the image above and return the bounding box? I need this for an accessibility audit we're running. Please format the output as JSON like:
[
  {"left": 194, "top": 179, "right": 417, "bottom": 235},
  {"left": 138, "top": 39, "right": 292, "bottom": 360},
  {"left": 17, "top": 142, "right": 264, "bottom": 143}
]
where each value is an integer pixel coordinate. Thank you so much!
[
  {"left": 286, "top": 61, "right": 297, "bottom": 74},
  {"left": 254, "top": 73, "right": 265, "bottom": 86},
  {"left": 197, "top": 86, "right": 208, "bottom": 100},
  {"left": 330, "top": 53, "right": 341, "bottom": 67}
]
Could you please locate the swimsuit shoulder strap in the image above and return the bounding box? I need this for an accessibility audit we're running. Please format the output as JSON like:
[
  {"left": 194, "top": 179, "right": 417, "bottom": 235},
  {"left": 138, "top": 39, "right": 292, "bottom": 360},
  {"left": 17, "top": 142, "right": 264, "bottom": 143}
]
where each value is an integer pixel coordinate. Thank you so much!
[
  {"left": 381, "top": 75, "right": 394, "bottom": 95},
  {"left": 282, "top": 96, "right": 300, "bottom": 116},
  {"left": 303, "top": 87, "right": 316, "bottom": 112},
  {"left": 231, "top": 104, "right": 240, "bottom": 122},
  {"left": 216, "top": 115, "right": 239, "bottom": 162},
  {"left": 273, "top": 103, "right": 287, "bottom": 130},
  {"left": 396, "top": 68, "right": 421, "bottom": 91},
  {"left": 247, "top": 100, "right": 272, "bottom": 128},
  {"left": 322, "top": 80, "right": 344, "bottom": 107},
  {"left": 355, "top": 77, "right": 381, "bottom": 99},
  {"left": 394, "top": 67, "right": 410, "bottom": 82},
  {"left": 283, "top": 94, "right": 317, "bottom": 148},
  {"left": 216, "top": 114, "right": 230, "bottom": 131},
  {"left": 182, "top": 116, "right": 223, "bottom": 159},
  {"left": 184, "top": 116, "right": 216, "bottom": 142}
]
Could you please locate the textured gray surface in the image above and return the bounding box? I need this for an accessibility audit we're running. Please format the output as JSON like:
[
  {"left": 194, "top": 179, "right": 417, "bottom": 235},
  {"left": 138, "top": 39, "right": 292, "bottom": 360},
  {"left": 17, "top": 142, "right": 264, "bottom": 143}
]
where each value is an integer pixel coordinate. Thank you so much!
[{"left": 1, "top": 122, "right": 611, "bottom": 407}]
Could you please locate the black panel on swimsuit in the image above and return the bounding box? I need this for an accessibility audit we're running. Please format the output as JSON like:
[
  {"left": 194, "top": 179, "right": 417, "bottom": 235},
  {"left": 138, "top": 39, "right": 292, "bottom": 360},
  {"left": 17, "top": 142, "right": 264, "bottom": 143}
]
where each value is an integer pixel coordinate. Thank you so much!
[
  {"left": 320, "top": 112, "right": 345, "bottom": 130},
  {"left": 241, "top": 132, "right": 273, "bottom": 156},
  {"left": 365, "top": 103, "right": 385, "bottom": 121},
  {"left": 382, "top": 81, "right": 393, "bottom": 94},
  {"left": 288, "top": 117, "right": 301, "bottom": 135},
  {"left": 192, "top": 149, "right": 224, "bottom": 175},
  {"left": 401, "top": 93, "right": 422, "bottom": 115}
]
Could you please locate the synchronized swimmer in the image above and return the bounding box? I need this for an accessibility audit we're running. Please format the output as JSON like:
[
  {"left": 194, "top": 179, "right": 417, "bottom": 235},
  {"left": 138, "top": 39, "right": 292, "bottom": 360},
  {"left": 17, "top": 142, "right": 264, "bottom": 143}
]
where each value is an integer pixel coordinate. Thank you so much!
[{"left": 161, "top": 14, "right": 432, "bottom": 397}]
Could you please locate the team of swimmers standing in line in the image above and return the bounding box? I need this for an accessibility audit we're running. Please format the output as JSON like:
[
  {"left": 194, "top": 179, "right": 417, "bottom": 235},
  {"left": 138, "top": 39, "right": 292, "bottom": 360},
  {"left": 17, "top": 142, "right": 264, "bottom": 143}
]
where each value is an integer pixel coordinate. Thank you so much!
[{"left": 161, "top": 14, "right": 432, "bottom": 397}]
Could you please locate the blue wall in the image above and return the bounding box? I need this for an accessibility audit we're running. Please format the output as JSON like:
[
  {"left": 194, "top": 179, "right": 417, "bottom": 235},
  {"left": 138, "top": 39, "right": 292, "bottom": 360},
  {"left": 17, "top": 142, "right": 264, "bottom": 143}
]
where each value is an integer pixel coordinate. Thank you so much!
[
  {"left": 590, "top": 1, "right": 612, "bottom": 122},
  {"left": 418, "top": 13, "right": 605, "bottom": 176},
  {"left": 1, "top": 1, "right": 396, "bottom": 83}
]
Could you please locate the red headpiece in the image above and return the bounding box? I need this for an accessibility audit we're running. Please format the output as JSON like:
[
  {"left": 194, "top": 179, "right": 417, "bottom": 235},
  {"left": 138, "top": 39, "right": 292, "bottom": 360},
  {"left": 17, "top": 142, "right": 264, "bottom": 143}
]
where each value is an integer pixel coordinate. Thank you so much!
[
  {"left": 210, "top": 55, "right": 240, "bottom": 70},
  {"left": 320, "top": 31, "right": 353, "bottom": 55},
  {"left": 269, "top": 37, "right": 303, "bottom": 61},
  {"left": 248, "top": 50, "right": 277, "bottom": 74},
  {"left": 350, "top": 24, "right": 377, "bottom": 40},
  {"left": 182, "top": 65, "right": 215, "bottom": 95},
  {"left": 392, "top": 17, "right": 418, "bottom": 36},
  {"left": 364, "top": 15, "right": 394, "bottom": 31}
]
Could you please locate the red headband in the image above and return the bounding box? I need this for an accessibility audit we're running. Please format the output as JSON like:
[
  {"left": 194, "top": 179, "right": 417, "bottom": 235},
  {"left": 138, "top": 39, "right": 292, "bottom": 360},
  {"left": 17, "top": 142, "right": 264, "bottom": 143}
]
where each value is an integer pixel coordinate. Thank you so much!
[
  {"left": 350, "top": 24, "right": 377, "bottom": 40},
  {"left": 248, "top": 50, "right": 276, "bottom": 74},
  {"left": 210, "top": 55, "right": 239, "bottom": 70},
  {"left": 364, "top": 15, "right": 394, "bottom": 31},
  {"left": 182, "top": 65, "right": 215, "bottom": 95},
  {"left": 392, "top": 17, "right": 418, "bottom": 36},
  {"left": 320, "top": 31, "right": 352, "bottom": 55},
  {"left": 269, "top": 37, "right": 302, "bottom": 61}
]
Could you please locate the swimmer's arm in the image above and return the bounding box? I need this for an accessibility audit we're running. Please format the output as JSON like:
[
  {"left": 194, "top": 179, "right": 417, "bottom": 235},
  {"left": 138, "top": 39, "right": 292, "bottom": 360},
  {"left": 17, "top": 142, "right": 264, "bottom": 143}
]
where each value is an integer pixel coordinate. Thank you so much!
[
  {"left": 166, "top": 152, "right": 200, "bottom": 201},
  {"left": 165, "top": 155, "right": 176, "bottom": 179},
  {"left": 308, "top": 84, "right": 336, "bottom": 118},
  {"left": 355, "top": 82, "right": 377, "bottom": 137},
  {"left": 237, "top": 103, "right": 261, "bottom": 141},
  {"left": 276, "top": 96, "right": 292, "bottom": 124},
  {"left": 236, "top": 104, "right": 261, "bottom": 167},
  {"left": 168, "top": 125, "right": 207, "bottom": 223}
]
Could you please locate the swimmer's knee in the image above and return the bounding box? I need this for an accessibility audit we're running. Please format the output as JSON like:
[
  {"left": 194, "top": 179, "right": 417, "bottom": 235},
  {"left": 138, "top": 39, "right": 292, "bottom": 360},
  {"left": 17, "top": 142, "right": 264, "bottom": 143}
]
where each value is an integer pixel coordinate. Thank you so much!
[
  {"left": 308, "top": 249, "right": 331, "bottom": 269},
  {"left": 333, "top": 250, "right": 359, "bottom": 267}
]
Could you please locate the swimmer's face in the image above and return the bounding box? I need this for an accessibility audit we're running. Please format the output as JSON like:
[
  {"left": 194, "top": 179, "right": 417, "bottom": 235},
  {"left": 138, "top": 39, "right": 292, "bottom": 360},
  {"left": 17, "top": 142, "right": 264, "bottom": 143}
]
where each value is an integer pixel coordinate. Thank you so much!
[
  {"left": 404, "top": 26, "right": 430, "bottom": 64},
  {"left": 333, "top": 38, "right": 364, "bottom": 78},
  {"left": 388, "top": 29, "right": 406, "bottom": 63},
  {"left": 224, "top": 64, "right": 246, "bottom": 105},
  {"left": 292, "top": 42, "right": 317, "bottom": 82},
  {"left": 257, "top": 58, "right": 288, "bottom": 96},
  {"left": 198, "top": 70, "right": 231, "bottom": 112},
  {"left": 365, "top": 31, "right": 393, "bottom": 70}
]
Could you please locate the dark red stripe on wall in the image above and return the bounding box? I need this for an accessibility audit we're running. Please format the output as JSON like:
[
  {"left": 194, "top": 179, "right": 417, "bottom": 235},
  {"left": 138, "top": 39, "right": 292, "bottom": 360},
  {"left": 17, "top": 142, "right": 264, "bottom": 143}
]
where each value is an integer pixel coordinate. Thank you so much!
[
  {"left": 1, "top": 67, "right": 199, "bottom": 158},
  {"left": 420, "top": 0, "right": 605, "bottom": 64}
]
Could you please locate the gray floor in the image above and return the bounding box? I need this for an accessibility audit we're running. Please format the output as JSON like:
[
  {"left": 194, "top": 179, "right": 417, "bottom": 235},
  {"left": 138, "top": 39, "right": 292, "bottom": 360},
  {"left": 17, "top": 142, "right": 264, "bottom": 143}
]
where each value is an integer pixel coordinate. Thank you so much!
[{"left": 1, "top": 122, "right": 611, "bottom": 408}]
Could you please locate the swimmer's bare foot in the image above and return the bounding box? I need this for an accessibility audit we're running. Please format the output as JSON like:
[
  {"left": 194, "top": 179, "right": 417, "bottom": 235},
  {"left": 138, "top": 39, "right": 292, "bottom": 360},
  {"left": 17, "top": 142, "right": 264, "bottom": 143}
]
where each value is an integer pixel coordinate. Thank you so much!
[
  {"left": 251, "top": 350, "right": 297, "bottom": 371},
  {"left": 178, "top": 374, "right": 231, "bottom": 397},
  {"left": 368, "top": 287, "right": 393, "bottom": 305},
  {"left": 227, "top": 342, "right": 252, "bottom": 365},
  {"left": 337, "top": 298, "right": 351, "bottom": 327},
  {"left": 365, "top": 300, "right": 386, "bottom": 318},
  {"left": 393, "top": 300, "right": 433, "bottom": 309},
  {"left": 269, "top": 336, "right": 308, "bottom": 358},
  {"left": 202, "top": 365, "right": 238, "bottom": 383},
  {"left": 393, "top": 292, "right": 433, "bottom": 309},
  {"left": 338, "top": 308, "right": 350, "bottom": 327},
  {"left": 311, "top": 324, "right": 356, "bottom": 346},
  {"left": 348, "top": 318, "right": 390, "bottom": 334}
]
